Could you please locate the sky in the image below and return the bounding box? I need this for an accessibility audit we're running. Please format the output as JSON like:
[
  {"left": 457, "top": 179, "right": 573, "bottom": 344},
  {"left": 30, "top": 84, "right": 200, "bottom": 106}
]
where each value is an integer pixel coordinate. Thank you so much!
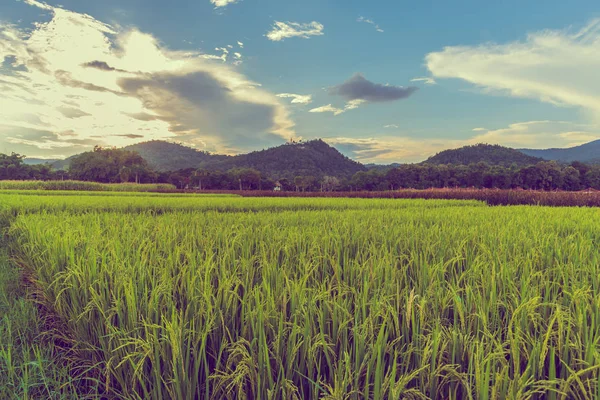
[{"left": 1, "top": 0, "right": 600, "bottom": 163}]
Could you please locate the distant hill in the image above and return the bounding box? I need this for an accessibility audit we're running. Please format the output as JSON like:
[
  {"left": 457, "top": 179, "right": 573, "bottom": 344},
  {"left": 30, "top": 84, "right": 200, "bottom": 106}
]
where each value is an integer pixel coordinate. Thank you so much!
[
  {"left": 519, "top": 140, "right": 600, "bottom": 164},
  {"left": 23, "top": 158, "right": 60, "bottom": 166},
  {"left": 205, "top": 139, "right": 366, "bottom": 180},
  {"left": 23, "top": 157, "right": 70, "bottom": 170},
  {"left": 424, "top": 144, "right": 543, "bottom": 166},
  {"left": 365, "top": 163, "right": 402, "bottom": 172},
  {"left": 124, "top": 140, "right": 227, "bottom": 171}
]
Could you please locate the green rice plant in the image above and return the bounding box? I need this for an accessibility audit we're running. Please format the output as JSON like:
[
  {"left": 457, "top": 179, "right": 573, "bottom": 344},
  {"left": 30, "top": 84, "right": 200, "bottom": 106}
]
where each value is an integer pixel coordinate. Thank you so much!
[
  {"left": 6, "top": 200, "right": 600, "bottom": 399},
  {"left": 0, "top": 248, "right": 102, "bottom": 399}
]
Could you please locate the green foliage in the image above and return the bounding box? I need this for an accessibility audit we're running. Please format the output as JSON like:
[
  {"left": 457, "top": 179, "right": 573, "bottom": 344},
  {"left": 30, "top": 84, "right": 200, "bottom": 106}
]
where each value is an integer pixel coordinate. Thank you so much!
[
  {"left": 0, "top": 153, "right": 63, "bottom": 180},
  {"left": 357, "top": 161, "right": 600, "bottom": 191},
  {"left": 69, "top": 146, "right": 156, "bottom": 183},
  {"left": 124, "top": 140, "right": 227, "bottom": 172}
]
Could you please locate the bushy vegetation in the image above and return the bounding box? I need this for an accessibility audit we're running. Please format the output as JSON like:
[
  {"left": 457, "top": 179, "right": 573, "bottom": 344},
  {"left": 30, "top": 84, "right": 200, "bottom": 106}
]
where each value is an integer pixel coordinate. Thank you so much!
[
  {"left": 0, "top": 180, "right": 176, "bottom": 192},
  {"left": 124, "top": 140, "right": 227, "bottom": 172},
  {"left": 1, "top": 153, "right": 65, "bottom": 181},
  {"left": 1, "top": 193, "right": 600, "bottom": 398},
  {"left": 69, "top": 146, "right": 157, "bottom": 183}
]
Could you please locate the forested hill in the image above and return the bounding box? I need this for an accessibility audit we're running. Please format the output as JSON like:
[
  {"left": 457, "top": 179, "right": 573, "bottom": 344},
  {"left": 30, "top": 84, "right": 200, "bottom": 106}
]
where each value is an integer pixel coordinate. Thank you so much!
[
  {"left": 519, "top": 140, "right": 600, "bottom": 164},
  {"left": 205, "top": 139, "right": 366, "bottom": 180},
  {"left": 425, "top": 144, "right": 543, "bottom": 166},
  {"left": 124, "top": 140, "right": 228, "bottom": 171},
  {"left": 122, "top": 139, "right": 365, "bottom": 179}
]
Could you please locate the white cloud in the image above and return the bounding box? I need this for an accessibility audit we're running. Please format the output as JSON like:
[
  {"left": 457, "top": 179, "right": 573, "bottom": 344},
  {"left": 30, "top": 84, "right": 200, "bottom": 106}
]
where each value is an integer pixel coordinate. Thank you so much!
[
  {"left": 410, "top": 77, "right": 437, "bottom": 85},
  {"left": 309, "top": 99, "right": 366, "bottom": 116},
  {"left": 210, "top": 0, "right": 239, "bottom": 8},
  {"left": 472, "top": 127, "right": 487, "bottom": 132},
  {"left": 384, "top": 124, "right": 399, "bottom": 128},
  {"left": 266, "top": 21, "right": 324, "bottom": 42},
  {"left": 357, "top": 16, "right": 384, "bottom": 33},
  {"left": 0, "top": 0, "right": 294, "bottom": 157},
  {"left": 237, "top": 41, "right": 244, "bottom": 48},
  {"left": 344, "top": 99, "right": 366, "bottom": 110},
  {"left": 309, "top": 104, "right": 345, "bottom": 116},
  {"left": 277, "top": 93, "right": 313, "bottom": 105},
  {"left": 426, "top": 19, "right": 600, "bottom": 116},
  {"left": 469, "top": 120, "right": 600, "bottom": 148}
]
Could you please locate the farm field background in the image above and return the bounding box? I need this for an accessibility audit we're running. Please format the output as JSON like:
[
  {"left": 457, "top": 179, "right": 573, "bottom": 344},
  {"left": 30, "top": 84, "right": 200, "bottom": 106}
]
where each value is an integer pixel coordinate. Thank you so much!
[{"left": 1, "top": 191, "right": 600, "bottom": 399}]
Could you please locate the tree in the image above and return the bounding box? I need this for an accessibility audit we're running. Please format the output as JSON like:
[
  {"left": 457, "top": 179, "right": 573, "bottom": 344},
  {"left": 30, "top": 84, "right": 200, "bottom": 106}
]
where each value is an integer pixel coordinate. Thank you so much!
[
  {"left": 231, "top": 168, "right": 261, "bottom": 190},
  {"left": 562, "top": 166, "right": 581, "bottom": 191},
  {"left": 69, "top": 147, "right": 154, "bottom": 183},
  {"left": 192, "top": 169, "right": 211, "bottom": 190},
  {"left": 584, "top": 168, "right": 600, "bottom": 189},
  {"left": 321, "top": 176, "right": 340, "bottom": 191},
  {"left": 294, "top": 176, "right": 316, "bottom": 192}
]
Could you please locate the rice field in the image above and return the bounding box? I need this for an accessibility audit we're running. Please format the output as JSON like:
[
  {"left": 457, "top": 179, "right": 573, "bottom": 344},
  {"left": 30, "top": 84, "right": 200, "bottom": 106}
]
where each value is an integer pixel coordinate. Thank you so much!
[{"left": 1, "top": 191, "right": 600, "bottom": 399}]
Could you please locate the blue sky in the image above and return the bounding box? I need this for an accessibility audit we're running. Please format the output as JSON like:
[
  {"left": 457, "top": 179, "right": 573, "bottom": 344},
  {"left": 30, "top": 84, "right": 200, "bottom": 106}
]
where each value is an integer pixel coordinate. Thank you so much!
[{"left": 1, "top": 0, "right": 600, "bottom": 162}]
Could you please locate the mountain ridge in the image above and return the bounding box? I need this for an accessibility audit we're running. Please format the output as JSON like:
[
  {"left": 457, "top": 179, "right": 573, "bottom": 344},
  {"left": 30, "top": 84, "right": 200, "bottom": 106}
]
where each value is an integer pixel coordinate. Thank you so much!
[
  {"left": 22, "top": 138, "right": 600, "bottom": 179},
  {"left": 519, "top": 140, "right": 600, "bottom": 164}
]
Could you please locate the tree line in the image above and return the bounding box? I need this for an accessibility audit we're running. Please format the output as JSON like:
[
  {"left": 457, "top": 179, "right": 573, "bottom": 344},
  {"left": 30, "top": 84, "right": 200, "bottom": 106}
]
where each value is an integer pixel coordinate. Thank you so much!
[{"left": 3, "top": 147, "right": 600, "bottom": 191}]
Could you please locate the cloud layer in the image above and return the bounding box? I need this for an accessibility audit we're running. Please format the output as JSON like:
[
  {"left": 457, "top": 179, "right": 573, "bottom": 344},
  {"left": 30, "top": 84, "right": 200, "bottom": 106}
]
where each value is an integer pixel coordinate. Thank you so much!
[
  {"left": 0, "top": 0, "right": 294, "bottom": 157},
  {"left": 266, "top": 21, "right": 324, "bottom": 41},
  {"left": 426, "top": 19, "right": 600, "bottom": 116}
]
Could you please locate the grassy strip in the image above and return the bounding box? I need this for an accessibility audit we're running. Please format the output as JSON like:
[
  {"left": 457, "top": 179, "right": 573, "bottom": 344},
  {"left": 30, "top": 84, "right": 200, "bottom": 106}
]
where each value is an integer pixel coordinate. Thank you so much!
[
  {"left": 0, "top": 180, "right": 176, "bottom": 192},
  {"left": 200, "top": 188, "right": 600, "bottom": 207},
  {"left": 0, "top": 190, "right": 240, "bottom": 198}
]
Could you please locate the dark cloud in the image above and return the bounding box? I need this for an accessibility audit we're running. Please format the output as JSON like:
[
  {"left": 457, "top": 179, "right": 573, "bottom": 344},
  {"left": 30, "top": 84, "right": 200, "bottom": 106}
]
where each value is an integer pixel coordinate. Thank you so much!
[
  {"left": 123, "top": 112, "right": 159, "bottom": 121},
  {"left": 54, "top": 70, "right": 122, "bottom": 94},
  {"left": 117, "top": 71, "right": 284, "bottom": 149},
  {"left": 113, "top": 134, "right": 144, "bottom": 139},
  {"left": 82, "top": 60, "right": 128, "bottom": 73},
  {"left": 328, "top": 73, "right": 418, "bottom": 102},
  {"left": 57, "top": 107, "right": 91, "bottom": 119},
  {"left": 82, "top": 60, "right": 115, "bottom": 71}
]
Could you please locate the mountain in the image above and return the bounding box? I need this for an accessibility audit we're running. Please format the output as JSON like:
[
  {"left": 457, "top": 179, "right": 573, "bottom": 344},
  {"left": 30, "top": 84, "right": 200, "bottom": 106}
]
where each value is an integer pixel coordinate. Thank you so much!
[
  {"left": 424, "top": 144, "right": 543, "bottom": 166},
  {"left": 23, "top": 158, "right": 60, "bottom": 165},
  {"left": 26, "top": 139, "right": 365, "bottom": 179},
  {"left": 365, "top": 163, "right": 402, "bottom": 172},
  {"left": 124, "top": 140, "right": 228, "bottom": 171},
  {"left": 23, "top": 157, "right": 70, "bottom": 170},
  {"left": 519, "top": 140, "right": 600, "bottom": 164},
  {"left": 203, "top": 139, "right": 366, "bottom": 180}
]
